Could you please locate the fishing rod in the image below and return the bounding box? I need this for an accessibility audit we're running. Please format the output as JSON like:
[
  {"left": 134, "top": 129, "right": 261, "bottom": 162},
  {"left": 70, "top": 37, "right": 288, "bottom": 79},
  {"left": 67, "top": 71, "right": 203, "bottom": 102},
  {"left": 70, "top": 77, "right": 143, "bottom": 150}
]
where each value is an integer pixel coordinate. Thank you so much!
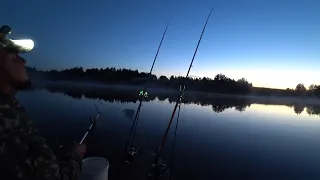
[
  {"left": 169, "top": 94, "right": 183, "bottom": 180},
  {"left": 79, "top": 101, "right": 102, "bottom": 144},
  {"left": 56, "top": 101, "right": 102, "bottom": 155},
  {"left": 123, "top": 18, "right": 172, "bottom": 164},
  {"left": 147, "top": 7, "right": 215, "bottom": 180}
]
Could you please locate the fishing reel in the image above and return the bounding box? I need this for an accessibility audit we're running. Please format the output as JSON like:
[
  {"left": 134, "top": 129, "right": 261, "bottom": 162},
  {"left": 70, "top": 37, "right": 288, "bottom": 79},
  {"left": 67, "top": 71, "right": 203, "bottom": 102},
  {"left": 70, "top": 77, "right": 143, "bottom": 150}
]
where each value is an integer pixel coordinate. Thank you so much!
[
  {"left": 139, "top": 90, "right": 148, "bottom": 98},
  {"left": 179, "top": 85, "right": 185, "bottom": 101},
  {"left": 125, "top": 145, "right": 138, "bottom": 163},
  {"left": 147, "top": 160, "right": 167, "bottom": 180}
]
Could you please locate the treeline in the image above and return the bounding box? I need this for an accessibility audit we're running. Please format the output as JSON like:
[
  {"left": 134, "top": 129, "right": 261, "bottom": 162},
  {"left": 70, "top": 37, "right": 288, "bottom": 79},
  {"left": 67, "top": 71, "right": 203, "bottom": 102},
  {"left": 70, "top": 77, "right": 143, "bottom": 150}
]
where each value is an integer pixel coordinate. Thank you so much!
[
  {"left": 27, "top": 66, "right": 320, "bottom": 97},
  {"left": 252, "top": 83, "right": 320, "bottom": 98},
  {"left": 26, "top": 66, "right": 253, "bottom": 95}
]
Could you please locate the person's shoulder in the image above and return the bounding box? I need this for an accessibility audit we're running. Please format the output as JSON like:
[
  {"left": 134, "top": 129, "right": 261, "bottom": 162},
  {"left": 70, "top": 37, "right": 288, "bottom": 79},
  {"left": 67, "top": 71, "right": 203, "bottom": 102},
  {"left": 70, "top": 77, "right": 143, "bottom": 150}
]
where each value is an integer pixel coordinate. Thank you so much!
[
  {"left": 0, "top": 102, "right": 28, "bottom": 132},
  {"left": 0, "top": 103, "right": 19, "bottom": 119}
]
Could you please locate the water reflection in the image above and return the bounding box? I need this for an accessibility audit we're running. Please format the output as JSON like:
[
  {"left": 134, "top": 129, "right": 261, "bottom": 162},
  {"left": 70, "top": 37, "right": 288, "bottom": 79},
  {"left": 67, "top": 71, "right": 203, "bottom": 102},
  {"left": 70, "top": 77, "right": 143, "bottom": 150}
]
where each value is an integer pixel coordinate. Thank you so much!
[
  {"left": 306, "top": 106, "right": 320, "bottom": 116},
  {"left": 122, "top": 109, "right": 135, "bottom": 120},
  {"left": 286, "top": 104, "right": 320, "bottom": 116},
  {"left": 27, "top": 85, "right": 320, "bottom": 116},
  {"left": 18, "top": 88, "right": 320, "bottom": 180}
]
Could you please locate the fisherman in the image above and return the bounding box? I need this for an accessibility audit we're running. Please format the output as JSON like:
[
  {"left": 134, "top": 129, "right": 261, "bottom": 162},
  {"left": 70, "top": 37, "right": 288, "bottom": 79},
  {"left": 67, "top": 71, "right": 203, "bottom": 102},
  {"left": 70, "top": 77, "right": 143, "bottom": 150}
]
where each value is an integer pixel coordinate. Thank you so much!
[{"left": 0, "top": 25, "right": 86, "bottom": 180}]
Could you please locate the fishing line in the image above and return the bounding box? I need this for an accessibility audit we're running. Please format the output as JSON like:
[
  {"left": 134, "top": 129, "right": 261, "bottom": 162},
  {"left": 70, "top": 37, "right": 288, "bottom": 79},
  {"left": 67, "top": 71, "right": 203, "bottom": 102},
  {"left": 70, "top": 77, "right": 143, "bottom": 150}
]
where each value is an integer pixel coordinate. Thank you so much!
[{"left": 147, "top": 7, "right": 215, "bottom": 180}]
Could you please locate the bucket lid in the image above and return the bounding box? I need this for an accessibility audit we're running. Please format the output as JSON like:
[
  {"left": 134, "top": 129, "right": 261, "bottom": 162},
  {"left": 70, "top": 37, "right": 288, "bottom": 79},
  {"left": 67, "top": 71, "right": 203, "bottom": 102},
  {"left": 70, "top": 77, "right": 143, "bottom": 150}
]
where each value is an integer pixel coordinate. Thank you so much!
[{"left": 82, "top": 157, "right": 109, "bottom": 175}]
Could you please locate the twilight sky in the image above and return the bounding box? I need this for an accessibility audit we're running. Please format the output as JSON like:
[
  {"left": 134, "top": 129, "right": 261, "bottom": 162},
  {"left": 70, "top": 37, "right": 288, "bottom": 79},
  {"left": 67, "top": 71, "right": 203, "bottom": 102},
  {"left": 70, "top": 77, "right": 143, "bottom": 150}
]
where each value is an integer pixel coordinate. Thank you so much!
[{"left": 2, "top": 0, "right": 319, "bottom": 89}]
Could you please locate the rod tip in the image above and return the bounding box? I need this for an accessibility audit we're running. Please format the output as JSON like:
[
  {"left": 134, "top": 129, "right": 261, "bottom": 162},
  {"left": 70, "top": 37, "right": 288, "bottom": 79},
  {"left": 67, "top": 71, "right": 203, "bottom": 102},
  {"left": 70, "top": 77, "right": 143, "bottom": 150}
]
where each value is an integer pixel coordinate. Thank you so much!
[{"left": 210, "top": 6, "right": 217, "bottom": 12}]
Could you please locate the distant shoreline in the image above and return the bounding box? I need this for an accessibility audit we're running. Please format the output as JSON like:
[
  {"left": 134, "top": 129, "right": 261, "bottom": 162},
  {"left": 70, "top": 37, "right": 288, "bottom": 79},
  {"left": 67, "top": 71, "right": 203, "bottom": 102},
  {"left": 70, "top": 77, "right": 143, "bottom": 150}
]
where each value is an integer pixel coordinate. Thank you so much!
[{"left": 29, "top": 80, "right": 320, "bottom": 107}]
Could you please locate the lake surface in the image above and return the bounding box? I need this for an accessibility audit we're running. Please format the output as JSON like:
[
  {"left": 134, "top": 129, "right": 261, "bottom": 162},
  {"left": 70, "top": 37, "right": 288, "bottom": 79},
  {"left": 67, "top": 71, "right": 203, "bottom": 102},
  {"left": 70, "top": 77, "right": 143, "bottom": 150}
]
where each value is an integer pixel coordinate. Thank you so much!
[{"left": 16, "top": 89, "right": 320, "bottom": 180}]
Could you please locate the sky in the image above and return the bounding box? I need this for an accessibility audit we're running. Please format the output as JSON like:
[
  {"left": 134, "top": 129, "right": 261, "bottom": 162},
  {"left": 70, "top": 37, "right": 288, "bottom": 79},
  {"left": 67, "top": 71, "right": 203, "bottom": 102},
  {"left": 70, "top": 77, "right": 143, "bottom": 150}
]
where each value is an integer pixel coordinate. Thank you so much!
[{"left": 1, "top": 0, "right": 319, "bottom": 89}]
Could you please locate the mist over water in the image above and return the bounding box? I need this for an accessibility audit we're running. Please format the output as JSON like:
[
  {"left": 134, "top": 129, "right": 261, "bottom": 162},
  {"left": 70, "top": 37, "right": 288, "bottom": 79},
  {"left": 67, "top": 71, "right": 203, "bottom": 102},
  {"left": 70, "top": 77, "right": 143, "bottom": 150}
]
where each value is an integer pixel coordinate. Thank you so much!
[{"left": 17, "top": 86, "right": 320, "bottom": 180}]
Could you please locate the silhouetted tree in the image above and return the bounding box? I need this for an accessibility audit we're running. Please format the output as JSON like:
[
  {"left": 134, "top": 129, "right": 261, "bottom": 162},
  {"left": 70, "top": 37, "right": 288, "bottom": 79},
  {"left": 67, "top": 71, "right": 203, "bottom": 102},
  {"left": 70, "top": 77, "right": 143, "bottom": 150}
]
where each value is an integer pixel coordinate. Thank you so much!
[
  {"left": 309, "top": 84, "right": 316, "bottom": 91},
  {"left": 159, "top": 76, "right": 169, "bottom": 81},
  {"left": 295, "top": 83, "right": 307, "bottom": 93}
]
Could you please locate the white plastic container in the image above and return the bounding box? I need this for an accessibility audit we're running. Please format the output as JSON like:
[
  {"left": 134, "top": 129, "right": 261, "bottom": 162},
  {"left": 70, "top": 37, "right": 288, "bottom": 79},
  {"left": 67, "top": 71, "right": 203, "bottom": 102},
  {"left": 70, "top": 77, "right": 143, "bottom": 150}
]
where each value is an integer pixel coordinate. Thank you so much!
[{"left": 79, "top": 157, "right": 109, "bottom": 180}]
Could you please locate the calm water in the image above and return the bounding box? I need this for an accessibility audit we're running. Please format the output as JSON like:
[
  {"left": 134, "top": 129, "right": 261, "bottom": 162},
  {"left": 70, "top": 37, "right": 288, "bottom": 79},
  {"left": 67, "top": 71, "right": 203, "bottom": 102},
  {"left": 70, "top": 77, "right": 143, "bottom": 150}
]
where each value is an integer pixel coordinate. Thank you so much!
[{"left": 16, "top": 89, "right": 320, "bottom": 180}]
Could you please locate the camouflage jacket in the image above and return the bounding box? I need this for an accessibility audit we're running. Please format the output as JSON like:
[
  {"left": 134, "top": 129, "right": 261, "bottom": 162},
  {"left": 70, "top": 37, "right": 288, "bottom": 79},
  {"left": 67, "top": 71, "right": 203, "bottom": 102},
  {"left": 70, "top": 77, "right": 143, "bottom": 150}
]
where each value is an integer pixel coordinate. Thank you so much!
[{"left": 0, "top": 92, "right": 82, "bottom": 180}]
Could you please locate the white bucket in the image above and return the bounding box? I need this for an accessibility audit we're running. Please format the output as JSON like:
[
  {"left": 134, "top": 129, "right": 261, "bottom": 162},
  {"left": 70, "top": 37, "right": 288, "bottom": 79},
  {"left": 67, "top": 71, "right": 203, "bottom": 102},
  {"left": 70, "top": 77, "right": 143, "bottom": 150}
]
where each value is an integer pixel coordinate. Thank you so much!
[{"left": 79, "top": 157, "right": 109, "bottom": 180}]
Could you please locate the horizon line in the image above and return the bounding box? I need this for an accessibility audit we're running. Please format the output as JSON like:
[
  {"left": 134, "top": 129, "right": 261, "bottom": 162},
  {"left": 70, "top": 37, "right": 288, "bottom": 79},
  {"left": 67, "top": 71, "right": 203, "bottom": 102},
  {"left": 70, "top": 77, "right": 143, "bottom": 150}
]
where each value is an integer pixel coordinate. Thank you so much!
[{"left": 26, "top": 65, "right": 310, "bottom": 91}]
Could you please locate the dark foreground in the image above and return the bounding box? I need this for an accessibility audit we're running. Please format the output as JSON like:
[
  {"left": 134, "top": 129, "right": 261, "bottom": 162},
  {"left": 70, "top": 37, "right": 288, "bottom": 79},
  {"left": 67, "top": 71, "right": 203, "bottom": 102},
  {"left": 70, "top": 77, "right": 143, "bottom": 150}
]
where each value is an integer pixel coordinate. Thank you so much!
[{"left": 16, "top": 88, "right": 320, "bottom": 180}]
